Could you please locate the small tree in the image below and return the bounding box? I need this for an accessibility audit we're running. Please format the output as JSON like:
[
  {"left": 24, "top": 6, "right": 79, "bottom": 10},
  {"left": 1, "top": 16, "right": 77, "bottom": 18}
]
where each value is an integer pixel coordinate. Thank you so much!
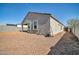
[
  {"left": 68, "top": 19, "right": 79, "bottom": 28},
  {"left": 67, "top": 18, "right": 79, "bottom": 33}
]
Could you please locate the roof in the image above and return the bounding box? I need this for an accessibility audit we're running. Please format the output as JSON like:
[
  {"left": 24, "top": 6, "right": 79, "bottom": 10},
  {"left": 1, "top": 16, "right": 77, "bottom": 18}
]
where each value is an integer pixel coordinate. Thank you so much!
[
  {"left": 28, "top": 12, "right": 51, "bottom": 15},
  {"left": 22, "top": 12, "right": 64, "bottom": 26}
]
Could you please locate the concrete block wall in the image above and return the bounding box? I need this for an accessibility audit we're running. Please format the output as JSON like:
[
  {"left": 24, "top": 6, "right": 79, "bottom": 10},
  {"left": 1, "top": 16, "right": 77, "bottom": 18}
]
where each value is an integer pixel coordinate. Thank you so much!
[{"left": 0, "top": 25, "right": 19, "bottom": 32}]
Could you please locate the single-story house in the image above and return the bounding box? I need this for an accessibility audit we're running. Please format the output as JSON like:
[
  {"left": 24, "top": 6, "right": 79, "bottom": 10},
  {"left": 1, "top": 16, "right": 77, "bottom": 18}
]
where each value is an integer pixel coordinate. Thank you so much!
[
  {"left": 72, "top": 23, "right": 79, "bottom": 39},
  {"left": 21, "top": 12, "right": 64, "bottom": 36}
]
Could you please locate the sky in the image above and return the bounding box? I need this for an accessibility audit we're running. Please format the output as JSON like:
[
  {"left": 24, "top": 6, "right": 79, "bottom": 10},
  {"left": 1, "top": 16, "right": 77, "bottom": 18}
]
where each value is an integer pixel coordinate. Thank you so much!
[{"left": 0, "top": 3, "right": 79, "bottom": 26}]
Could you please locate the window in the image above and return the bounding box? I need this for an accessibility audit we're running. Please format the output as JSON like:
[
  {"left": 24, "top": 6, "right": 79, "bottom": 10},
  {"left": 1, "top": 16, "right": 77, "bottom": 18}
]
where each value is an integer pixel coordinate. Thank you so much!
[{"left": 33, "top": 20, "right": 38, "bottom": 30}]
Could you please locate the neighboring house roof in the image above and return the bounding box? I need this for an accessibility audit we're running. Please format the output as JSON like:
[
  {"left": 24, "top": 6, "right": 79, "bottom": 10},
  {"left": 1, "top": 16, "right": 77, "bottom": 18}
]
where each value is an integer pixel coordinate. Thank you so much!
[
  {"left": 22, "top": 12, "right": 64, "bottom": 26},
  {"left": 6, "top": 24, "right": 17, "bottom": 26}
]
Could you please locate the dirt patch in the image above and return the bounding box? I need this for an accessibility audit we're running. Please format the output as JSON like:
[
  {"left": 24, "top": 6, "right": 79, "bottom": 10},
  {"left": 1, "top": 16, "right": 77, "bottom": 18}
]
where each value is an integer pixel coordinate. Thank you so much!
[{"left": 0, "top": 32, "right": 65, "bottom": 55}]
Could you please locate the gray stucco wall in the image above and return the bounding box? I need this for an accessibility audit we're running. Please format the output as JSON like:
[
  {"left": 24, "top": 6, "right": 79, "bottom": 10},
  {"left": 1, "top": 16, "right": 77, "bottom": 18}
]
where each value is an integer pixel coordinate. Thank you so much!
[
  {"left": 23, "top": 13, "right": 50, "bottom": 35},
  {"left": 50, "top": 17, "right": 64, "bottom": 36}
]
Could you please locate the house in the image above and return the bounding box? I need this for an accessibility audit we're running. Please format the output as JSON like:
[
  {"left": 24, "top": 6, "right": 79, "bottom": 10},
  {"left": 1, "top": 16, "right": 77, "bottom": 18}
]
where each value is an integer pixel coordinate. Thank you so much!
[
  {"left": 72, "top": 23, "right": 79, "bottom": 39},
  {"left": 21, "top": 12, "right": 64, "bottom": 36}
]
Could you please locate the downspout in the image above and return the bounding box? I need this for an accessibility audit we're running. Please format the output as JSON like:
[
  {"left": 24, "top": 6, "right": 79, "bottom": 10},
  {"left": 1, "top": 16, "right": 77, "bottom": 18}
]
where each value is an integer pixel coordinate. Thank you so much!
[{"left": 74, "top": 24, "right": 76, "bottom": 35}]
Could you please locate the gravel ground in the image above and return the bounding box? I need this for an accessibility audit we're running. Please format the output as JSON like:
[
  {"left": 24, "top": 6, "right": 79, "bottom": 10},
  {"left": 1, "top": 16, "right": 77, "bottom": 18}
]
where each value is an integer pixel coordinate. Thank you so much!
[
  {"left": 0, "top": 31, "right": 65, "bottom": 55},
  {"left": 48, "top": 32, "right": 79, "bottom": 55}
]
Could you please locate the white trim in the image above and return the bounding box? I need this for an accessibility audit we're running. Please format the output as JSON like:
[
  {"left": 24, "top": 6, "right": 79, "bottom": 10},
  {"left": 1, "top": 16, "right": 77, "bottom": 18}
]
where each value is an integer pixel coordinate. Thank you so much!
[{"left": 30, "top": 21, "right": 32, "bottom": 31}]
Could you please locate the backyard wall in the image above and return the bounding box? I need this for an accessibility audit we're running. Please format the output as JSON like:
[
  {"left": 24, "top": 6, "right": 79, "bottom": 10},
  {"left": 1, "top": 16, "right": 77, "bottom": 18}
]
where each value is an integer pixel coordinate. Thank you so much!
[
  {"left": 0, "top": 25, "right": 19, "bottom": 32},
  {"left": 72, "top": 24, "right": 79, "bottom": 39}
]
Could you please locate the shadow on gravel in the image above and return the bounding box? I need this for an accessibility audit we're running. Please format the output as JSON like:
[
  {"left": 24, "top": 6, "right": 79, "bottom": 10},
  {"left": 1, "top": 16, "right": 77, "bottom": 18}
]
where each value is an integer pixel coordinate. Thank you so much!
[{"left": 48, "top": 32, "right": 79, "bottom": 55}]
